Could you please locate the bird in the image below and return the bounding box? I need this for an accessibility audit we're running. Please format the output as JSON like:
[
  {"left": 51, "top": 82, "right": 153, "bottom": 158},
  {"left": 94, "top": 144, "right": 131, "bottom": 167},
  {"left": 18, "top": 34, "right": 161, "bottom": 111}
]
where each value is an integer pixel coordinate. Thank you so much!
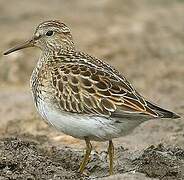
[{"left": 3, "top": 20, "right": 180, "bottom": 176}]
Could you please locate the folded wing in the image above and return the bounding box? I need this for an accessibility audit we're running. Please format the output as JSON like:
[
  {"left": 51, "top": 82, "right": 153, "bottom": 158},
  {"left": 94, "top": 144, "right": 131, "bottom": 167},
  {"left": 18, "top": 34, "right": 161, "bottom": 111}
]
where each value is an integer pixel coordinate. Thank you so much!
[{"left": 50, "top": 61, "right": 179, "bottom": 119}]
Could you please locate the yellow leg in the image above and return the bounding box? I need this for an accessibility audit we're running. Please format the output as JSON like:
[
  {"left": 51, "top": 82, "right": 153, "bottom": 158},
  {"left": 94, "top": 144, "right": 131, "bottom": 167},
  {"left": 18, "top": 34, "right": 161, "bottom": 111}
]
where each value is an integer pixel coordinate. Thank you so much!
[
  {"left": 79, "top": 137, "right": 92, "bottom": 173},
  {"left": 108, "top": 140, "right": 114, "bottom": 175}
]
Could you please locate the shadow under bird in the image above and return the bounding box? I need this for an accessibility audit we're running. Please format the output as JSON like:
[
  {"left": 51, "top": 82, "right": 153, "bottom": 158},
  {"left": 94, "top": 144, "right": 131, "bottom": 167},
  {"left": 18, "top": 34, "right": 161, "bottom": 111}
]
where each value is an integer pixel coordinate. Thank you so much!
[{"left": 3, "top": 20, "right": 180, "bottom": 176}]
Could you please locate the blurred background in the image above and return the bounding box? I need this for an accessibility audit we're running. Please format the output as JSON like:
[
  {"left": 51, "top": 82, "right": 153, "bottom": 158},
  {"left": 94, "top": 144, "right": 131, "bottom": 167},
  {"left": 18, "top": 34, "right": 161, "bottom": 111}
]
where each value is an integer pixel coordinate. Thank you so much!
[{"left": 0, "top": 0, "right": 184, "bottom": 156}]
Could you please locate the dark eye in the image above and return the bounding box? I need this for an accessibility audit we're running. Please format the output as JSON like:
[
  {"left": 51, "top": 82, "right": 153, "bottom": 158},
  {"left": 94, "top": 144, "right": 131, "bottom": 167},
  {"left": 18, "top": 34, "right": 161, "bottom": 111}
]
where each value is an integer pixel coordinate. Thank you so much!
[{"left": 46, "top": 31, "right": 54, "bottom": 36}]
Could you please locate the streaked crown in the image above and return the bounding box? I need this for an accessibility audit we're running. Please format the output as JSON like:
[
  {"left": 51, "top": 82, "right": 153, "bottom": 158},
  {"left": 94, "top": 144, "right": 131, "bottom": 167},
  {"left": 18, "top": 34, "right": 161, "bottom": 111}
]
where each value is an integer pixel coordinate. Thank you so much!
[{"left": 36, "top": 20, "right": 71, "bottom": 34}]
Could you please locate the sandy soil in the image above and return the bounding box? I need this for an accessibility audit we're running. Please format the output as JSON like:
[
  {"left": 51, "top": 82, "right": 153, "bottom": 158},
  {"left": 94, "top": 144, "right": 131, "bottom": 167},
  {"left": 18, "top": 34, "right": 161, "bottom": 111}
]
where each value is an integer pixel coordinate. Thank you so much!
[{"left": 0, "top": 0, "right": 184, "bottom": 179}]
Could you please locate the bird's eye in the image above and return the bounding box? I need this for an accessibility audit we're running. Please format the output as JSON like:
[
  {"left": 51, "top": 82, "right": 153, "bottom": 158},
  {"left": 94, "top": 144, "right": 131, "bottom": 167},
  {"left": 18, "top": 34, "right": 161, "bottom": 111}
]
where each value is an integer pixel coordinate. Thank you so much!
[{"left": 46, "top": 31, "right": 54, "bottom": 36}]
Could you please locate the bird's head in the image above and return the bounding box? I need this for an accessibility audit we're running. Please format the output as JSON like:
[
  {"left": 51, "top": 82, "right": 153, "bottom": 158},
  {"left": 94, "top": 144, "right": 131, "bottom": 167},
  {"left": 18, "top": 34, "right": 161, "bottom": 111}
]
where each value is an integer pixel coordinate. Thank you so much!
[{"left": 4, "top": 20, "right": 75, "bottom": 55}]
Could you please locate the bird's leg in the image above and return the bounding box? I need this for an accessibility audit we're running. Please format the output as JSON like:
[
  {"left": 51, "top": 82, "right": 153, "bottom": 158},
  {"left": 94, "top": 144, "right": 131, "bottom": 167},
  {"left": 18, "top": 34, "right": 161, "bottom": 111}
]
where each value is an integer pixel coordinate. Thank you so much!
[
  {"left": 79, "top": 137, "right": 92, "bottom": 173},
  {"left": 108, "top": 140, "right": 114, "bottom": 175}
]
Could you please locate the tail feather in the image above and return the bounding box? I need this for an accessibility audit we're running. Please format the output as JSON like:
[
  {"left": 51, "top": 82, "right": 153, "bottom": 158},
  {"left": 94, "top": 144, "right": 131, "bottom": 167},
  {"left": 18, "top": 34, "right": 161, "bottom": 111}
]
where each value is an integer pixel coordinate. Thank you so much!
[{"left": 146, "top": 101, "right": 180, "bottom": 119}]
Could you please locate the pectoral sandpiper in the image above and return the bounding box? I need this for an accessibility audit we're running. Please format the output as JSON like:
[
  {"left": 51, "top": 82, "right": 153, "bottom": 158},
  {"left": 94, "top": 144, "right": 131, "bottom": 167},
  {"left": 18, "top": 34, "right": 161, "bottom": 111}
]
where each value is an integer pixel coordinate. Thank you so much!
[{"left": 4, "top": 20, "right": 180, "bottom": 176}]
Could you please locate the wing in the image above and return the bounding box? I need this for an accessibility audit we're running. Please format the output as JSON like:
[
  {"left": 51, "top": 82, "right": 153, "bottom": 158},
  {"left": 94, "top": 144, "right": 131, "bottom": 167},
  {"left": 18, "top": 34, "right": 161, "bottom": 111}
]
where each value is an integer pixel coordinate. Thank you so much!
[{"left": 50, "top": 61, "right": 159, "bottom": 118}]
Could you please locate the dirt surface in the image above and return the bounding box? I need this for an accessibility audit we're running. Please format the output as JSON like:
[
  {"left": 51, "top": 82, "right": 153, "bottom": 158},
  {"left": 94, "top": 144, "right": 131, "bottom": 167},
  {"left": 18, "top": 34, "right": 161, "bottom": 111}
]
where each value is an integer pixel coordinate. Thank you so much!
[
  {"left": 0, "top": 136, "right": 184, "bottom": 180},
  {"left": 0, "top": 0, "right": 184, "bottom": 179}
]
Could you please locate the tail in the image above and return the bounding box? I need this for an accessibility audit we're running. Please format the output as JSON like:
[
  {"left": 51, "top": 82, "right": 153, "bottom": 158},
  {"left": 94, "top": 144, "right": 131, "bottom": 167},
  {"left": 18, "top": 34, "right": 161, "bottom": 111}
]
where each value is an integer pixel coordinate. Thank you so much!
[{"left": 146, "top": 101, "right": 180, "bottom": 119}]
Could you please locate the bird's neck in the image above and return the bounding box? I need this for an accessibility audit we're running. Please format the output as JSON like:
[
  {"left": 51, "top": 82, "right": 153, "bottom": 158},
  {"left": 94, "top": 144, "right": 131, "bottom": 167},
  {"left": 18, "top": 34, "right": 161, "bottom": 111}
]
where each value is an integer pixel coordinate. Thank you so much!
[
  {"left": 41, "top": 42, "right": 75, "bottom": 59},
  {"left": 38, "top": 46, "right": 75, "bottom": 65}
]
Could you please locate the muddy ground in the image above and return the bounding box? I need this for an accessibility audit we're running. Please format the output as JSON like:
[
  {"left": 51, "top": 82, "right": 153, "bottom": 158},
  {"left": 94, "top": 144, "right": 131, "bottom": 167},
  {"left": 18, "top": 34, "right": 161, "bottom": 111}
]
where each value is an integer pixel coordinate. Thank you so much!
[{"left": 0, "top": 0, "right": 184, "bottom": 179}]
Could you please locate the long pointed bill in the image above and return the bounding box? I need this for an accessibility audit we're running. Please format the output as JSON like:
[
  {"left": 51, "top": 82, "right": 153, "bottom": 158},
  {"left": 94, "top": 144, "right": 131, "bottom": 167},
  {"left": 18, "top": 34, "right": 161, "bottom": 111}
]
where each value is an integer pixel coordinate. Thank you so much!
[{"left": 3, "top": 39, "right": 35, "bottom": 55}]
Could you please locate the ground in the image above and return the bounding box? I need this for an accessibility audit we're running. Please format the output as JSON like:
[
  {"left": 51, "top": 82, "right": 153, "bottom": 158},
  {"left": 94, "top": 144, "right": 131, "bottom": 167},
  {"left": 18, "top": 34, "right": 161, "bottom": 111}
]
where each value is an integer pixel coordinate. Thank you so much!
[{"left": 0, "top": 0, "right": 184, "bottom": 179}]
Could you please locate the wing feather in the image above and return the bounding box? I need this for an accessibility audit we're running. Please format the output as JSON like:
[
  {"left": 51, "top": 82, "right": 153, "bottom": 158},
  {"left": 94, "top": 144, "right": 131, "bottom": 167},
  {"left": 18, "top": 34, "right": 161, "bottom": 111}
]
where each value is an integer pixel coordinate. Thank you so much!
[{"left": 50, "top": 62, "right": 158, "bottom": 118}]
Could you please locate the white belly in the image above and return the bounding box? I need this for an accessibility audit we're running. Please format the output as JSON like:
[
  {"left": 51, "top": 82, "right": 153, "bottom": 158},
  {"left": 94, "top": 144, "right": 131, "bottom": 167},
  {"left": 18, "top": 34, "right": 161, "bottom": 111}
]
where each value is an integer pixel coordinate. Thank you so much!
[{"left": 36, "top": 99, "right": 145, "bottom": 141}]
